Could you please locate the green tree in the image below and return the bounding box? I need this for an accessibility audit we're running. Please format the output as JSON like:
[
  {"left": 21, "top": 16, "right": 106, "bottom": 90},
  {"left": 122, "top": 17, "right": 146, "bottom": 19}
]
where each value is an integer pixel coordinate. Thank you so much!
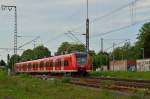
[
  {"left": 57, "top": 42, "right": 86, "bottom": 55},
  {"left": 9, "top": 54, "right": 21, "bottom": 70},
  {"left": 136, "top": 22, "right": 150, "bottom": 58},
  {"left": 89, "top": 50, "right": 96, "bottom": 56},
  {"left": 20, "top": 45, "right": 51, "bottom": 61},
  {"left": 0, "top": 60, "right": 6, "bottom": 66},
  {"left": 33, "top": 45, "right": 51, "bottom": 59},
  {"left": 112, "top": 22, "right": 150, "bottom": 60},
  {"left": 21, "top": 49, "right": 34, "bottom": 61},
  {"left": 91, "top": 52, "right": 109, "bottom": 71},
  {"left": 111, "top": 42, "right": 142, "bottom": 60}
]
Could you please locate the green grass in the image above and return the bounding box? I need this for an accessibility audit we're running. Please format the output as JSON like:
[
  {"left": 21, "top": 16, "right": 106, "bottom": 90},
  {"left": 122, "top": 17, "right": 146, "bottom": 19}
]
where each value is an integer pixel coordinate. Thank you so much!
[
  {"left": 90, "top": 71, "right": 150, "bottom": 80},
  {"left": 0, "top": 70, "right": 148, "bottom": 99}
]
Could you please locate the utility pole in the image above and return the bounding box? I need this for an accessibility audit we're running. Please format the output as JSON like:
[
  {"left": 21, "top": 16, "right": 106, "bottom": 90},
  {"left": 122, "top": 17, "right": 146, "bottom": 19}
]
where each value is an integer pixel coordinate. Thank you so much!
[
  {"left": 33, "top": 40, "right": 36, "bottom": 48},
  {"left": 101, "top": 38, "right": 103, "bottom": 53},
  {"left": 113, "top": 43, "right": 115, "bottom": 71},
  {"left": 1, "top": 5, "right": 18, "bottom": 55},
  {"left": 86, "top": 0, "right": 90, "bottom": 53},
  {"left": 113, "top": 43, "right": 115, "bottom": 60}
]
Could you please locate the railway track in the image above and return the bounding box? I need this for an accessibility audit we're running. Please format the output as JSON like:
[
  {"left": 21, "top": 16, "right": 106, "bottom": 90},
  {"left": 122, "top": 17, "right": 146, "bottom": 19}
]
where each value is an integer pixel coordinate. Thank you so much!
[
  {"left": 34, "top": 75, "right": 150, "bottom": 94},
  {"left": 69, "top": 77, "right": 150, "bottom": 94}
]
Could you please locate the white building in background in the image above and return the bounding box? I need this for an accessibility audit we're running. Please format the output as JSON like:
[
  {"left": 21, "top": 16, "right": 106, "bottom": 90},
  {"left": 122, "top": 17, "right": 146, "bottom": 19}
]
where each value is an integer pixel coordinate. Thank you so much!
[
  {"left": 109, "top": 60, "right": 136, "bottom": 71},
  {"left": 136, "top": 59, "right": 150, "bottom": 71}
]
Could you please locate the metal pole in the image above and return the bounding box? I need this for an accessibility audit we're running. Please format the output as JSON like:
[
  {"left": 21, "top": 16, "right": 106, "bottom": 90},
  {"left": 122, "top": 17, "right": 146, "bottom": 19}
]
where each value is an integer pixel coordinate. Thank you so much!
[
  {"left": 113, "top": 43, "right": 115, "bottom": 71},
  {"left": 87, "top": 0, "right": 88, "bottom": 18},
  {"left": 14, "top": 6, "right": 17, "bottom": 55},
  {"left": 101, "top": 38, "right": 103, "bottom": 53},
  {"left": 1, "top": 5, "right": 17, "bottom": 74},
  {"left": 1, "top": 5, "right": 17, "bottom": 55},
  {"left": 86, "top": 0, "right": 89, "bottom": 53}
]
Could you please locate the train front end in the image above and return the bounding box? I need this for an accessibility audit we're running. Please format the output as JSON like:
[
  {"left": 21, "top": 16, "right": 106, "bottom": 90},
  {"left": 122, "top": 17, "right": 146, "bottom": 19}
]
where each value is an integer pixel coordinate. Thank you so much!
[{"left": 75, "top": 52, "right": 91, "bottom": 75}]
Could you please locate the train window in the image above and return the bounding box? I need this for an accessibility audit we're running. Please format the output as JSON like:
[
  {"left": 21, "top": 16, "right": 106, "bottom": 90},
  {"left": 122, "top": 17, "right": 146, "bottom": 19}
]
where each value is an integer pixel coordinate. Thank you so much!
[
  {"left": 43, "top": 61, "right": 46, "bottom": 68},
  {"left": 17, "top": 65, "right": 19, "bottom": 70},
  {"left": 28, "top": 63, "right": 32, "bottom": 69},
  {"left": 50, "top": 62, "right": 53, "bottom": 67},
  {"left": 64, "top": 60, "right": 69, "bottom": 66},
  {"left": 33, "top": 63, "right": 35, "bottom": 68},
  {"left": 53, "top": 62, "right": 55, "bottom": 67},
  {"left": 58, "top": 60, "right": 61, "bottom": 66},
  {"left": 45, "top": 61, "right": 49, "bottom": 67},
  {"left": 55, "top": 60, "right": 61, "bottom": 66},
  {"left": 75, "top": 53, "right": 87, "bottom": 65},
  {"left": 25, "top": 64, "right": 27, "bottom": 70},
  {"left": 40, "top": 61, "right": 44, "bottom": 68},
  {"left": 21, "top": 65, "right": 23, "bottom": 70},
  {"left": 23, "top": 64, "right": 26, "bottom": 70},
  {"left": 35, "top": 63, "right": 39, "bottom": 68},
  {"left": 55, "top": 61, "right": 58, "bottom": 66},
  {"left": 19, "top": 65, "right": 21, "bottom": 70},
  {"left": 22, "top": 64, "right": 24, "bottom": 70}
]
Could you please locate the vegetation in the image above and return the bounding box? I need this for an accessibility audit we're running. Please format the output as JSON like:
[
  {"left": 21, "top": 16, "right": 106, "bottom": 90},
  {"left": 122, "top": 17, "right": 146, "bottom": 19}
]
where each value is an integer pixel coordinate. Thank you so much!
[
  {"left": 90, "top": 71, "right": 150, "bottom": 80},
  {"left": 21, "top": 45, "right": 51, "bottom": 61},
  {"left": 0, "top": 70, "right": 138, "bottom": 99},
  {"left": 136, "top": 22, "right": 150, "bottom": 58},
  {"left": 8, "top": 45, "right": 51, "bottom": 70},
  {"left": 9, "top": 54, "right": 21, "bottom": 69},
  {"left": 90, "top": 52, "right": 109, "bottom": 70},
  {"left": 112, "top": 22, "right": 150, "bottom": 60},
  {"left": 56, "top": 42, "right": 86, "bottom": 55},
  {"left": 111, "top": 42, "right": 142, "bottom": 60},
  {"left": 0, "top": 60, "right": 6, "bottom": 66}
]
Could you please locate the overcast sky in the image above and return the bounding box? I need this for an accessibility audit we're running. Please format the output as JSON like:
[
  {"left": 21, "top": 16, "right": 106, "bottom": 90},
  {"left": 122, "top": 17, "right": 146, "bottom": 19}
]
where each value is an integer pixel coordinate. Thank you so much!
[{"left": 0, "top": 0, "right": 150, "bottom": 61}]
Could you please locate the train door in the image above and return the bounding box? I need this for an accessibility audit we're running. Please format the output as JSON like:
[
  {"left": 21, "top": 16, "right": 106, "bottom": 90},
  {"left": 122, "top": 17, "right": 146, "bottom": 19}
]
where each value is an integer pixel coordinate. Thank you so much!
[
  {"left": 55, "top": 59, "right": 61, "bottom": 71},
  {"left": 52, "top": 59, "right": 55, "bottom": 72},
  {"left": 61, "top": 58, "right": 64, "bottom": 72}
]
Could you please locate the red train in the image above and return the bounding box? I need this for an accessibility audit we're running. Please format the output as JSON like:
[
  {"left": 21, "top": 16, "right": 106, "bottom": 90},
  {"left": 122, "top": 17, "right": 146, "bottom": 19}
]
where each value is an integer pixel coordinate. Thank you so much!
[{"left": 14, "top": 52, "right": 91, "bottom": 75}]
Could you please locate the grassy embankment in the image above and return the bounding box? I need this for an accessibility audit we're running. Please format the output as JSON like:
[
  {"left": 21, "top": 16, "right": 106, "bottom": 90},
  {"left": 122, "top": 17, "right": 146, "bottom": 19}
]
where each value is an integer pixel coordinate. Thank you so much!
[
  {"left": 0, "top": 70, "right": 148, "bottom": 99},
  {"left": 90, "top": 71, "right": 150, "bottom": 80}
]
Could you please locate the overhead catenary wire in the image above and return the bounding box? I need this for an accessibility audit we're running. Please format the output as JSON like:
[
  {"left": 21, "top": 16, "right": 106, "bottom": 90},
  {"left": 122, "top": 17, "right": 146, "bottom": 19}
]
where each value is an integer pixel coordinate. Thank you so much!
[
  {"left": 18, "top": 36, "right": 40, "bottom": 49},
  {"left": 44, "top": 33, "right": 66, "bottom": 44},
  {"left": 69, "top": 0, "right": 144, "bottom": 32},
  {"left": 65, "top": 33, "right": 79, "bottom": 43},
  {"left": 0, "top": 48, "right": 24, "bottom": 51},
  {"left": 44, "top": 0, "right": 148, "bottom": 46},
  {"left": 90, "top": 17, "right": 150, "bottom": 38},
  {"left": 104, "top": 40, "right": 129, "bottom": 51},
  {"left": 68, "top": 31, "right": 85, "bottom": 46}
]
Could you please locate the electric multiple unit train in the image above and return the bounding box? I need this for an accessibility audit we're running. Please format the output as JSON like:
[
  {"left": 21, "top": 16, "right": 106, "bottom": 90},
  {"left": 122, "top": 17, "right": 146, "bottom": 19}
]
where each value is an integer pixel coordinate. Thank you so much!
[{"left": 14, "top": 52, "right": 91, "bottom": 75}]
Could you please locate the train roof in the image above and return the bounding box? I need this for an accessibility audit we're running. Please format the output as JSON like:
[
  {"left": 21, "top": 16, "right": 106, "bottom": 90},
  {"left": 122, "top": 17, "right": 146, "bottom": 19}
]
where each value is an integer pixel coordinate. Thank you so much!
[{"left": 15, "top": 52, "right": 87, "bottom": 65}]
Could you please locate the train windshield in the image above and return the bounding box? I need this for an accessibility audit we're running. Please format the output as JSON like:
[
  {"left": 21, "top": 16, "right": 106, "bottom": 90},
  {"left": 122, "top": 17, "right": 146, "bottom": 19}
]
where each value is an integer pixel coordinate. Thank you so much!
[{"left": 76, "top": 53, "right": 87, "bottom": 65}]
